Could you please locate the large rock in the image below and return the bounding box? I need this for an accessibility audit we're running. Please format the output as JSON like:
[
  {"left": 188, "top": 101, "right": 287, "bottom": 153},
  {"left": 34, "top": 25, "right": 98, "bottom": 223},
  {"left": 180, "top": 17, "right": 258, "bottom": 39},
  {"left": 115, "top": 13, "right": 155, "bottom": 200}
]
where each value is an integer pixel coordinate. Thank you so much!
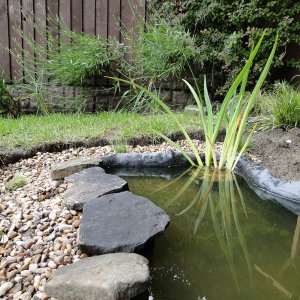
[
  {"left": 51, "top": 158, "right": 102, "bottom": 180},
  {"left": 79, "top": 191, "right": 170, "bottom": 254},
  {"left": 45, "top": 253, "right": 150, "bottom": 300},
  {"left": 63, "top": 167, "right": 128, "bottom": 210}
]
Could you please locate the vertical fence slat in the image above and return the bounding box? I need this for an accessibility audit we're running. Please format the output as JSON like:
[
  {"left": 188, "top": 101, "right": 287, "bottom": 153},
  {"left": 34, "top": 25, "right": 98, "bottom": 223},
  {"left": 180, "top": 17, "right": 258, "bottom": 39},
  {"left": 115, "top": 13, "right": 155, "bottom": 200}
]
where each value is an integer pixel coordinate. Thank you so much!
[
  {"left": 59, "top": 0, "right": 71, "bottom": 42},
  {"left": 96, "top": 0, "right": 107, "bottom": 39},
  {"left": 0, "top": 1, "right": 11, "bottom": 80},
  {"left": 108, "top": 0, "right": 120, "bottom": 41},
  {"left": 22, "top": 0, "right": 34, "bottom": 83},
  {"left": 72, "top": 0, "right": 83, "bottom": 33},
  {"left": 83, "top": 0, "right": 95, "bottom": 35},
  {"left": 95, "top": 0, "right": 107, "bottom": 85},
  {"left": 8, "top": 0, "right": 22, "bottom": 81},
  {"left": 34, "top": 0, "right": 46, "bottom": 83},
  {"left": 47, "top": 0, "right": 59, "bottom": 38}
]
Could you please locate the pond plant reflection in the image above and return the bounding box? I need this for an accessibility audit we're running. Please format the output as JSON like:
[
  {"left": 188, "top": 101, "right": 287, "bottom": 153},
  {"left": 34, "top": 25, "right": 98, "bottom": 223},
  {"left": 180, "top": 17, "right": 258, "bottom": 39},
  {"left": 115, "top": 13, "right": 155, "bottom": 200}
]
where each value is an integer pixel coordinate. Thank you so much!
[{"left": 155, "top": 168, "right": 252, "bottom": 293}]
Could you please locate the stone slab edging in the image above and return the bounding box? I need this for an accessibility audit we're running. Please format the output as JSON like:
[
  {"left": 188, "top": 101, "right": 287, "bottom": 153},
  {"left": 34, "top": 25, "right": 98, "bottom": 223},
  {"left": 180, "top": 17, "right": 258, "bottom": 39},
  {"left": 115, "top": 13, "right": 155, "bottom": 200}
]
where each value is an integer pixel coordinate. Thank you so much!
[{"left": 99, "top": 151, "right": 300, "bottom": 215}]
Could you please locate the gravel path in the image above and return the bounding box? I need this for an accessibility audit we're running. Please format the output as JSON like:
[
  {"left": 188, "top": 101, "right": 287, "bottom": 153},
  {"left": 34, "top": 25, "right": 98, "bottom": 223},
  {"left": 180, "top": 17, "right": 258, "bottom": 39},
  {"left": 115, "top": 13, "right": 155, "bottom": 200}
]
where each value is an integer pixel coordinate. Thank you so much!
[{"left": 0, "top": 140, "right": 219, "bottom": 300}]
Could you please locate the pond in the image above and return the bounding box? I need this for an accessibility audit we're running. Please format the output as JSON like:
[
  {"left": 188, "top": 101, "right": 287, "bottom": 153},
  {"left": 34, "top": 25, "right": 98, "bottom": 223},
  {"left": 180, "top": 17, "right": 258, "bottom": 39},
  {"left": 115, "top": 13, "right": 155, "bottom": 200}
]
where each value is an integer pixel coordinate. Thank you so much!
[{"left": 110, "top": 167, "right": 300, "bottom": 300}]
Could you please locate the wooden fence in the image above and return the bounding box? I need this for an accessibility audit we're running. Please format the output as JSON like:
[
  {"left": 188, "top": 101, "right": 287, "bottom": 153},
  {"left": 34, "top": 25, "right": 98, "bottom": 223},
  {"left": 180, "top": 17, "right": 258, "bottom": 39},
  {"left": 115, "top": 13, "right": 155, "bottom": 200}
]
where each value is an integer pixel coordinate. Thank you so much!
[{"left": 0, "top": 0, "right": 146, "bottom": 82}]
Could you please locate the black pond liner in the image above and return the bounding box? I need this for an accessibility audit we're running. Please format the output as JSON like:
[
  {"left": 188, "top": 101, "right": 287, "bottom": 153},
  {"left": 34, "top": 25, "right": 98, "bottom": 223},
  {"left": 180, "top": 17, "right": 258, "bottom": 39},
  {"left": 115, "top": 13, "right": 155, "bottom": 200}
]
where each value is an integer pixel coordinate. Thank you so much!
[{"left": 99, "top": 151, "right": 300, "bottom": 216}]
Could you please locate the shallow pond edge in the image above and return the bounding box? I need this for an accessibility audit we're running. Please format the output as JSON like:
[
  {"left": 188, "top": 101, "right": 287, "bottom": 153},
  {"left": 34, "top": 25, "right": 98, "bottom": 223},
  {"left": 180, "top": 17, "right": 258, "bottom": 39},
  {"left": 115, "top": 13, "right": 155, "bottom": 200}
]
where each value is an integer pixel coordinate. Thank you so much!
[{"left": 100, "top": 151, "right": 300, "bottom": 215}]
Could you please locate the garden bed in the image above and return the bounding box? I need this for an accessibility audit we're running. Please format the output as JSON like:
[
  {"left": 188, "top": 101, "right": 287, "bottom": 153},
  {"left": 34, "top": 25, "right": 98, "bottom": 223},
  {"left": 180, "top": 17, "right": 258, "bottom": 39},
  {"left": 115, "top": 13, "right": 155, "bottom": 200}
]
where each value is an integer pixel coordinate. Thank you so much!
[{"left": 251, "top": 127, "right": 300, "bottom": 181}]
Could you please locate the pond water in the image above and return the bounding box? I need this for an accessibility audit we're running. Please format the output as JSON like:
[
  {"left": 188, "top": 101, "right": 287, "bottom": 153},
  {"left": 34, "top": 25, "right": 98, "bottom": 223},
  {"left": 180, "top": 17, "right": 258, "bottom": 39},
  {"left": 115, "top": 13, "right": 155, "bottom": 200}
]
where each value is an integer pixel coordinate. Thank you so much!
[{"left": 110, "top": 168, "right": 300, "bottom": 300}]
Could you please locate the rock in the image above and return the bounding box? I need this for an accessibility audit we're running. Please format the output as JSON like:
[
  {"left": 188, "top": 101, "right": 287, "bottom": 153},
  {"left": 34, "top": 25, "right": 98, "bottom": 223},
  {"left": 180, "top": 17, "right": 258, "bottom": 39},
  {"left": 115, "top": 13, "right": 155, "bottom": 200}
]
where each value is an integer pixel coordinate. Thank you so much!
[
  {"left": 0, "top": 281, "right": 14, "bottom": 296},
  {"left": 51, "top": 158, "right": 102, "bottom": 180},
  {"left": 63, "top": 167, "right": 128, "bottom": 211},
  {"left": 19, "top": 291, "right": 32, "bottom": 300},
  {"left": 45, "top": 253, "right": 150, "bottom": 300},
  {"left": 72, "top": 219, "right": 80, "bottom": 228},
  {"left": 79, "top": 191, "right": 170, "bottom": 254}
]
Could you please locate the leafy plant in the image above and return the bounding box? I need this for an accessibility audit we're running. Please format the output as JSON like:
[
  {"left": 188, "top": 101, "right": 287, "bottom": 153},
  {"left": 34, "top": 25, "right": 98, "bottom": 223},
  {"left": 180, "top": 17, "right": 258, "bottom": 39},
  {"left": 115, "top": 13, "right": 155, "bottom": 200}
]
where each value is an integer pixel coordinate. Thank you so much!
[
  {"left": 111, "top": 33, "right": 278, "bottom": 170},
  {"left": 46, "top": 32, "right": 122, "bottom": 86},
  {"left": 5, "top": 174, "right": 27, "bottom": 191},
  {"left": 9, "top": 12, "right": 112, "bottom": 113},
  {"left": 251, "top": 82, "right": 300, "bottom": 130},
  {"left": 151, "top": 0, "right": 299, "bottom": 97},
  {"left": 114, "top": 14, "right": 200, "bottom": 112}
]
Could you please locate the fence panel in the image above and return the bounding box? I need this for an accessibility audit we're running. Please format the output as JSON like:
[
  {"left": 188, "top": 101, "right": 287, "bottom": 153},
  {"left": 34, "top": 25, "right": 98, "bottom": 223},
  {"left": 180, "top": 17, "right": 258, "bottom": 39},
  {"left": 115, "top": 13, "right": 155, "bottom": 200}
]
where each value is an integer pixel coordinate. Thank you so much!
[{"left": 0, "top": 0, "right": 146, "bottom": 83}]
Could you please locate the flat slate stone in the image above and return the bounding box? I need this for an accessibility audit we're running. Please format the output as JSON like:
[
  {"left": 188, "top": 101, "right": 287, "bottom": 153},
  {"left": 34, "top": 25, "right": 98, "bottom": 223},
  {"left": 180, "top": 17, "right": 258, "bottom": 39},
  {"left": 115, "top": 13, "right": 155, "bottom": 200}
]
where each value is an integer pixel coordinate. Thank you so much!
[
  {"left": 45, "top": 253, "right": 150, "bottom": 300},
  {"left": 63, "top": 167, "right": 128, "bottom": 211},
  {"left": 51, "top": 157, "right": 102, "bottom": 180},
  {"left": 79, "top": 191, "right": 170, "bottom": 254}
]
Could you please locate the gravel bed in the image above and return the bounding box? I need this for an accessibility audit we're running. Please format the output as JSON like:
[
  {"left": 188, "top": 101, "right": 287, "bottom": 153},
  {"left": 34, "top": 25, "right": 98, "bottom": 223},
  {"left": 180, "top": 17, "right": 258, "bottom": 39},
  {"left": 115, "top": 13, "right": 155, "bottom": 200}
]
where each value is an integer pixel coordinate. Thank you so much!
[{"left": 0, "top": 140, "right": 220, "bottom": 299}]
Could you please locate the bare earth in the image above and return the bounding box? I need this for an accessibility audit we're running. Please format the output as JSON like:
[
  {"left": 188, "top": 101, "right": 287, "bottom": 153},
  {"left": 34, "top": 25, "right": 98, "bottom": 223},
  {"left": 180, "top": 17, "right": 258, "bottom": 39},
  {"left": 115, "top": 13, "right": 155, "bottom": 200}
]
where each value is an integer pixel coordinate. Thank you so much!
[{"left": 251, "top": 127, "right": 300, "bottom": 181}]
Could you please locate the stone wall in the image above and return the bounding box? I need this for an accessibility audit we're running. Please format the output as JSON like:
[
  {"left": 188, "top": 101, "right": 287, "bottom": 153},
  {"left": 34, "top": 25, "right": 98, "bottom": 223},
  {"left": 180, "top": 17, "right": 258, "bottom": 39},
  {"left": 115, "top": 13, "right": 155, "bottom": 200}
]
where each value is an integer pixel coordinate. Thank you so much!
[{"left": 16, "top": 85, "right": 192, "bottom": 114}]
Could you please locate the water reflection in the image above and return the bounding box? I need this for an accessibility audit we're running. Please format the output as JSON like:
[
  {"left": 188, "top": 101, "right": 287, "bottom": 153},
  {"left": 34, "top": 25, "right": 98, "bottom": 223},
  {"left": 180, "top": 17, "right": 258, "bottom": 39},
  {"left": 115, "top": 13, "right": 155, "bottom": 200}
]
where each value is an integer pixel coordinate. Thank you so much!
[
  {"left": 154, "top": 168, "right": 252, "bottom": 294},
  {"left": 124, "top": 169, "right": 299, "bottom": 300}
]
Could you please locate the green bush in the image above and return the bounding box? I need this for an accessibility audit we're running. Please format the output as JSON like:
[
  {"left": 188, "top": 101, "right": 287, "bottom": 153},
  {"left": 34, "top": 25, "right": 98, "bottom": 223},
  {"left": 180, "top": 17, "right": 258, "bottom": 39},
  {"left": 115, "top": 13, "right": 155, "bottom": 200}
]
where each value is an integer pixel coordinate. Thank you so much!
[
  {"left": 46, "top": 32, "right": 122, "bottom": 86},
  {"left": 115, "top": 15, "right": 200, "bottom": 112},
  {"left": 151, "top": 0, "right": 300, "bottom": 97}
]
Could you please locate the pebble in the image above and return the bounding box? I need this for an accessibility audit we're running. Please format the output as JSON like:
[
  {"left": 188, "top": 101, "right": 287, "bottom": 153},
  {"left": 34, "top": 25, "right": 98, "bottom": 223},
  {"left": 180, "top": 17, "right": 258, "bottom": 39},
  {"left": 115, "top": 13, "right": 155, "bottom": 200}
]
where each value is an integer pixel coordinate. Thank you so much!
[{"left": 0, "top": 282, "right": 14, "bottom": 296}]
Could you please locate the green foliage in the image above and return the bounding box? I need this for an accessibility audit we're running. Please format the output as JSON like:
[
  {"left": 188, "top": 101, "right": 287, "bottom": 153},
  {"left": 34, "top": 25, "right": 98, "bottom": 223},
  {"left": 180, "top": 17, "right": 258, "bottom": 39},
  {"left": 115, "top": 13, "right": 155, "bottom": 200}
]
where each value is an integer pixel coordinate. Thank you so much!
[
  {"left": 0, "top": 75, "right": 20, "bottom": 117},
  {"left": 5, "top": 175, "right": 27, "bottom": 191},
  {"left": 115, "top": 15, "right": 200, "bottom": 112},
  {"left": 151, "top": 0, "right": 300, "bottom": 97},
  {"left": 46, "top": 32, "right": 122, "bottom": 86},
  {"left": 111, "top": 33, "right": 277, "bottom": 170},
  {"left": 252, "top": 82, "right": 300, "bottom": 129},
  {"left": 10, "top": 14, "right": 114, "bottom": 113}
]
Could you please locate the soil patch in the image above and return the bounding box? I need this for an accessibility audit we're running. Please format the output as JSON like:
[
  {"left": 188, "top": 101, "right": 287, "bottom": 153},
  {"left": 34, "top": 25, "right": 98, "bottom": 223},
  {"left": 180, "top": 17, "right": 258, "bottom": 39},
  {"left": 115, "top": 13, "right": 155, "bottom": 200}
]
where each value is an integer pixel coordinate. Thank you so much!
[{"left": 251, "top": 128, "right": 300, "bottom": 181}]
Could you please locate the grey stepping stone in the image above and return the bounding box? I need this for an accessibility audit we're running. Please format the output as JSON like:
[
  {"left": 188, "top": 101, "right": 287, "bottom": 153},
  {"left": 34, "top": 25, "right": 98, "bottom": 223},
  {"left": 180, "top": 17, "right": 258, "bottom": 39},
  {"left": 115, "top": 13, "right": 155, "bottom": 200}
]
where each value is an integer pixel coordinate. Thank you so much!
[
  {"left": 51, "top": 157, "right": 102, "bottom": 180},
  {"left": 79, "top": 191, "right": 170, "bottom": 255},
  {"left": 63, "top": 167, "right": 128, "bottom": 211},
  {"left": 45, "top": 253, "right": 150, "bottom": 300}
]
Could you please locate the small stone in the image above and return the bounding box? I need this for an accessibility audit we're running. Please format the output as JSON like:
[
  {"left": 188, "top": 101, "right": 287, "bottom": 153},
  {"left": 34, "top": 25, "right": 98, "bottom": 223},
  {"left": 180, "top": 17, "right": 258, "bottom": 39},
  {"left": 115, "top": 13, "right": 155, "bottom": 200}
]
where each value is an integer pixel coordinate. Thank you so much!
[
  {"left": 29, "top": 264, "right": 38, "bottom": 273},
  {"left": 0, "top": 281, "right": 14, "bottom": 297},
  {"left": 7, "top": 231, "right": 18, "bottom": 239},
  {"left": 8, "top": 283, "right": 22, "bottom": 294},
  {"left": 48, "top": 261, "right": 57, "bottom": 269},
  {"left": 20, "top": 270, "right": 32, "bottom": 277},
  {"left": 48, "top": 212, "right": 56, "bottom": 221},
  {"left": 58, "top": 224, "right": 72, "bottom": 231},
  {"left": 72, "top": 219, "right": 80, "bottom": 228},
  {"left": 19, "top": 291, "right": 32, "bottom": 300}
]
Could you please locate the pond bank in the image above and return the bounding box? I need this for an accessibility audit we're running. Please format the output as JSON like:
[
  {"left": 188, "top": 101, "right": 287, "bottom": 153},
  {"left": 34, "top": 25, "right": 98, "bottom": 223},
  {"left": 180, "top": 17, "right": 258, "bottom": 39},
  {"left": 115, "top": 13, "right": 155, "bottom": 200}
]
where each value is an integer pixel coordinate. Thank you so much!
[{"left": 251, "top": 127, "right": 300, "bottom": 181}]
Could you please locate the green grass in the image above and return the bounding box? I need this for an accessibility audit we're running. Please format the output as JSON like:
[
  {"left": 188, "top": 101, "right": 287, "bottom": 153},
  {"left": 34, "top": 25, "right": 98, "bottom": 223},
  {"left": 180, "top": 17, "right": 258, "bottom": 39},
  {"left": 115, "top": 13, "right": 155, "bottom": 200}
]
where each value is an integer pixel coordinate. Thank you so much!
[
  {"left": 0, "top": 112, "right": 200, "bottom": 150},
  {"left": 252, "top": 82, "right": 300, "bottom": 130}
]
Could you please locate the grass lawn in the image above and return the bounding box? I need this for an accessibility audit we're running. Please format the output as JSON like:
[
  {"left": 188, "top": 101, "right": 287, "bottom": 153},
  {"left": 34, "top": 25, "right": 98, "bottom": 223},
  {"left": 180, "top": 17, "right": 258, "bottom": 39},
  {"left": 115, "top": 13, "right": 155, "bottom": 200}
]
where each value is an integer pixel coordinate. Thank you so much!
[{"left": 0, "top": 112, "right": 200, "bottom": 150}]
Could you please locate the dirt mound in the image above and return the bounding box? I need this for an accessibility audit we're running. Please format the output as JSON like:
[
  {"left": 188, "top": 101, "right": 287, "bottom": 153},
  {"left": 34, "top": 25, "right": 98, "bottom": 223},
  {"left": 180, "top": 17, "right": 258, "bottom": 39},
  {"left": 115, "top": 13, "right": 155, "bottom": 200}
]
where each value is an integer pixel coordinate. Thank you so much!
[{"left": 251, "top": 127, "right": 300, "bottom": 181}]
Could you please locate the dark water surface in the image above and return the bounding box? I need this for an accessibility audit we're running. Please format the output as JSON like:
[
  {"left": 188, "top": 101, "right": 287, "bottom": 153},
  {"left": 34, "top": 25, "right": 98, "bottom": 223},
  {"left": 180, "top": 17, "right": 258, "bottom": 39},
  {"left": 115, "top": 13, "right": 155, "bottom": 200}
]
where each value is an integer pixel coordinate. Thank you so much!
[{"left": 111, "top": 168, "right": 300, "bottom": 300}]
